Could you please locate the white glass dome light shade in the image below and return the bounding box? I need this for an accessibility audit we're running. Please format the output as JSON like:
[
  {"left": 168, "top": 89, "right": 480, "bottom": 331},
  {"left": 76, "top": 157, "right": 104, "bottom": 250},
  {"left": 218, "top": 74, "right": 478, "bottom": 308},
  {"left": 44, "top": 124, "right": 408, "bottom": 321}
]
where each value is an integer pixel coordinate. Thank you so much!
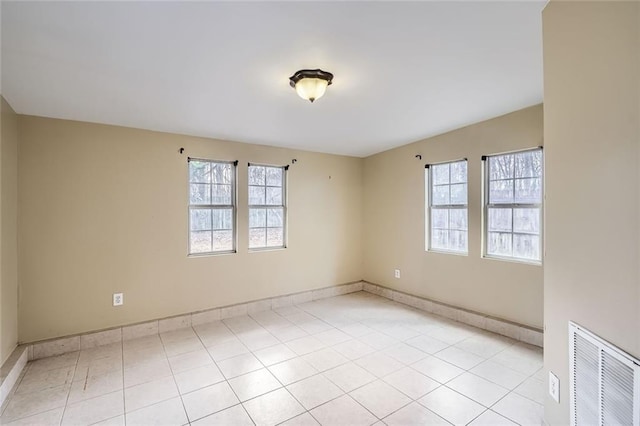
[
  {"left": 295, "top": 77, "right": 329, "bottom": 102},
  {"left": 289, "top": 69, "right": 333, "bottom": 103}
]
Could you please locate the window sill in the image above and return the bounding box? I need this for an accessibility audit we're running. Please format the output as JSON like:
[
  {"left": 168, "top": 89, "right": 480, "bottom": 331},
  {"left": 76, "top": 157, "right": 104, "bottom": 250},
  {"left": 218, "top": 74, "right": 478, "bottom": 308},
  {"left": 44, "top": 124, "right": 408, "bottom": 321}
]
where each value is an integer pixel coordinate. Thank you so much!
[
  {"left": 426, "top": 249, "right": 468, "bottom": 257},
  {"left": 482, "top": 254, "right": 542, "bottom": 266},
  {"left": 188, "top": 250, "right": 236, "bottom": 258}
]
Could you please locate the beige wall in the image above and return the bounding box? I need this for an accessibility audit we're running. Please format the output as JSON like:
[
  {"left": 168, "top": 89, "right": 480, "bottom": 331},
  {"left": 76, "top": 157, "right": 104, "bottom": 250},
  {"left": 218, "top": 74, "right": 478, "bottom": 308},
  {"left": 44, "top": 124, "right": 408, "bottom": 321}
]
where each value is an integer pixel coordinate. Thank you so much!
[
  {"left": 363, "top": 105, "right": 544, "bottom": 329},
  {"left": 1, "top": 97, "right": 19, "bottom": 363},
  {"left": 17, "top": 116, "right": 363, "bottom": 343},
  {"left": 543, "top": 2, "right": 639, "bottom": 424}
]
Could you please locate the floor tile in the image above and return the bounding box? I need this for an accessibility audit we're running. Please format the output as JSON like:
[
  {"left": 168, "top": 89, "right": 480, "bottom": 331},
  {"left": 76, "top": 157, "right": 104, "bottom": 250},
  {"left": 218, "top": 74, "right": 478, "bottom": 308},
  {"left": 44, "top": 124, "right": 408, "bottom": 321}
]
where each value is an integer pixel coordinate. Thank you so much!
[
  {"left": 253, "top": 343, "right": 297, "bottom": 366},
  {"left": 124, "top": 375, "right": 178, "bottom": 413},
  {"left": 125, "top": 397, "right": 188, "bottom": 426},
  {"left": 217, "top": 353, "right": 263, "bottom": 379},
  {"left": 469, "top": 360, "right": 527, "bottom": 390},
  {"left": 349, "top": 380, "right": 411, "bottom": 419},
  {"left": 468, "top": 410, "right": 518, "bottom": 425},
  {"left": 93, "top": 414, "right": 125, "bottom": 425},
  {"left": 61, "top": 390, "right": 124, "bottom": 426},
  {"left": 269, "top": 326, "right": 308, "bottom": 343},
  {"left": 168, "top": 348, "right": 213, "bottom": 374},
  {"left": 354, "top": 352, "right": 404, "bottom": 378},
  {"left": 323, "top": 362, "right": 376, "bottom": 392},
  {"left": 280, "top": 412, "right": 320, "bottom": 425},
  {"left": 383, "top": 367, "right": 440, "bottom": 400},
  {"left": 356, "top": 331, "right": 398, "bottom": 350},
  {"left": 286, "top": 336, "right": 326, "bottom": 356},
  {"left": 418, "top": 386, "right": 485, "bottom": 425},
  {"left": 27, "top": 352, "right": 79, "bottom": 375},
  {"left": 228, "top": 368, "right": 282, "bottom": 401},
  {"left": 74, "top": 355, "right": 123, "bottom": 381},
  {"left": 182, "top": 381, "right": 239, "bottom": 422},
  {"left": 313, "top": 329, "right": 352, "bottom": 346},
  {"left": 411, "top": 356, "right": 465, "bottom": 383},
  {"left": 405, "top": 335, "right": 450, "bottom": 355},
  {"left": 433, "top": 346, "right": 485, "bottom": 370},
  {"left": 301, "top": 348, "right": 349, "bottom": 372},
  {"left": 173, "top": 363, "right": 225, "bottom": 394},
  {"left": 191, "top": 404, "right": 253, "bottom": 426},
  {"left": 206, "top": 339, "right": 249, "bottom": 362},
  {"left": 383, "top": 343, "right": 429, "bottom": 365},
  {"left": 491, "top": 345, "right": 543, "bottom": 376},
  {"left": 1, "top": 407, "right": 64, "bottom": 426},
  {"left": 268, "top": 358, "right": 317, "bottom": 385},
  {"left": 514, "top": 376, "right": 545, "bottom": 404},
  {"left": 16, "top": 366, "right": 75, "bottom": 395},
  {"left": 242, "top": 388, "right": 305, "bottom": 426},
  {"left": 332, "top": 340, "right": 375, "bottom": 360},
  {"left": 310, "top": 395, "right": 377, "bottom": 426},
  {"left": 286, "top": 374, "right": 343, "bottom": 410},
  {"left": 383, "top": 402, "right": 451, "bottom": 426},
  {"left": 68, "top": 370, "right": 123, "bottom": 404},
  {"left": 492, "top": 392, "right": 544, "bottom": 426},
  {"left": 446, "top": 372, "right": 510, "bottom": 407},
  {"left": 454, "top": 334, "right": 513, "bottom": 359},
  {"left": 1, "top": 384, "right": 70, "bottom": 423},
  {"left": 124, "top": 358, "right": 172, "bottom": 388}
]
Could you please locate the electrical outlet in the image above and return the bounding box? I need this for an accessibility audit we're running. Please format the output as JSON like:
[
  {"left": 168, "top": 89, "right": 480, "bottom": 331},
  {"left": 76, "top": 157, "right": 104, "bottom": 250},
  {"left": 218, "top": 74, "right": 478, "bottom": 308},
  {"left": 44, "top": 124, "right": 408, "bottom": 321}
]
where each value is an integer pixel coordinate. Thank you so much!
[
  {"left": 549, "top": 370, "right": 560, "bottom": 403},
  {"left": 394, "top": 269, "right": 401, "bottom": 279},
  {"left": 113, "top": 293, "right": 124, "bottom": 307}
]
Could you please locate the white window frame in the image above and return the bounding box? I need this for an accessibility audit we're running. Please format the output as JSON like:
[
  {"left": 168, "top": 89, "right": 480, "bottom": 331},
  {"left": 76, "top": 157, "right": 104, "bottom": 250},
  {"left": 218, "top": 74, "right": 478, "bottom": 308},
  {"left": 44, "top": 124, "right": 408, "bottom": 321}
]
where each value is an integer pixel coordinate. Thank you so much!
[
  {"left": 426, "top": 159, "right": 469, "bottom": 255},
  {"left": 248, "top": 163, "right": 288, "bottom": 251},
  {"left": 483, "top": 147, "right": 543, "bottom": 264},
  {"left": 188, "top": 158, "right": 237, "bottom": 256}
]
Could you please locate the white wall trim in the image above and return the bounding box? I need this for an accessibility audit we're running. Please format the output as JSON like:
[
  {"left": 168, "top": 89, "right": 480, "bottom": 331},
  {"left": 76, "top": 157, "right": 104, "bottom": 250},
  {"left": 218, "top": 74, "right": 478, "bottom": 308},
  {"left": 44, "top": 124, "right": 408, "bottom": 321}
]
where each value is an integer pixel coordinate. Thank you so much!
[
  {"left": 0, "top": 346, "right": 28, "bottom": 408},
  {"left": 22, "top": 281, "right": 364, "bottom": 361},
  {"left": 362, "top": 281, "right": 543, "bottom": 347}
]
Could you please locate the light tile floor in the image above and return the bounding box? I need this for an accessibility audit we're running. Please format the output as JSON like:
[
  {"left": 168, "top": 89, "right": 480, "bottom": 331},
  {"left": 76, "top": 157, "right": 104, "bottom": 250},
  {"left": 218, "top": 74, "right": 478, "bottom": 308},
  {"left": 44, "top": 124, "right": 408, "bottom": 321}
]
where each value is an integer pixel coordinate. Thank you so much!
[{"left": 0, "top": 292, "right": 544, "bottom": 426}]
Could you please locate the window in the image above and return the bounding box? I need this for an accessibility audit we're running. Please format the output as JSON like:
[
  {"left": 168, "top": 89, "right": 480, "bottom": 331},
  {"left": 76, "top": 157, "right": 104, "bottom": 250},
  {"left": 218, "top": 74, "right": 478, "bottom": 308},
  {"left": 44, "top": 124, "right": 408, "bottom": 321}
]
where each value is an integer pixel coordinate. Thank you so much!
[
  {"left": 248, "top": 164, "right": 287, "bottom": 249},
  {"left": 188, "top": 159, "right": 236, "bottom": 255},
  {"left": 484, "top": 148, "right": 543, "bottom": 262},
  {"left": 426, "top": 159, "right": 468, "bottom": 253}
]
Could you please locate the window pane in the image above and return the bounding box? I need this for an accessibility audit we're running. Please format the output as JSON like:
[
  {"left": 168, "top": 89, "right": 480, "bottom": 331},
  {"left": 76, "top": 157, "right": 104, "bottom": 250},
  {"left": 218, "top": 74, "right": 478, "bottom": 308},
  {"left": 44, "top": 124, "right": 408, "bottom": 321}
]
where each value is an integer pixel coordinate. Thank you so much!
[
  {"left": 266, "top": 187, "right": 282, "bottom": 205},
  {"left": 513, "top": 208, "right": 540, "bottom": 234},
  {"left": 488, "top": 208, "right": 513, "bottom": 232},
  {"left": 212, "top": 230, "right": 233, "bottom": 252},
  {"left": 489, "top": 179, "right": 514, "bottom": 204},
  {"left": 450, "top": 184, "right": 467, "bottom": 205},
  {"left": 449, "top": 230, "right": 468, "bottom": 252},
  {"left": 515, "top": 150, "right": 542, "bottom": 178},
  {"left": 211, "top": 163, "right": 232, "bottom": 184},
  {"left": 515, "top": 178, "right": 542, "bottom": 203},
  {"left": 190, "top": 184, "right": 211, "bottom": 205},
  {"left": 190, "top": 209, "right": 211, "bottom": 231},
  {"left": 490, "top": 155, "right": 514, "bottom": 180},
  {"left": 190, "top": 231, "right": 212, "bottom": 254},
  {"left": 249, "top": 228, "right": 266, "bottom": 248},
  {"left": 449, "top": 209, "right": 468, "bottom": 231},
  {"left": 249, "top": 186, "right": 265, "bottom": 205},
  {"left": 513, "top": 234, "right": 540, "bottom": 260},
  {"left": 266, "top": 167, "right": 283, "bottom": 186},
  {"left": 432, "top": 185, "right": 450, "bottom": 205},
  {"left": 212, "top": 208, "right": 233, "bottom": 230},
  {"left": 488, "top": 232, "right": 512, "bottom": 256},
  {"left": 431, "top": 209, "right": 448, "bottom": 229},
  {"left": 212, "top": 184, "right": 232, "bottom": 205},
  {"left": 189, "top": 161, "right": 210, "bottom": 183},
  {"left": 249, "top": 166, "right": 266, "bottom": 185},
  {"left": 431, "top": 229, "right": 449, "bottom": 250},
  {"left": 267, "top": 208, "right": 284, "bottom": 227},
  {"left": 450, "top": 161, "right": 467, "bottom": 184},
  {"left": 249, "top": 208, "right": 266, "bottom": 228},
  {"left": 267, "top": 227, "right": 284, "bottom": 247},
  {"left": 432, "top": 164, "right": 450, "bottom": 185}
]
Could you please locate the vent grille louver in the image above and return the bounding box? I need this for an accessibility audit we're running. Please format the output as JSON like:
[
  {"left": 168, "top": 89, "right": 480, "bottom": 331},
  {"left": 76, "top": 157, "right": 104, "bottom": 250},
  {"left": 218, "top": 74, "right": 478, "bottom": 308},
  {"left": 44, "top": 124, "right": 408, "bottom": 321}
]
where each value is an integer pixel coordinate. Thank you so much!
[{"left": 570, "top": 322, "right": 640, "bottom": 426}]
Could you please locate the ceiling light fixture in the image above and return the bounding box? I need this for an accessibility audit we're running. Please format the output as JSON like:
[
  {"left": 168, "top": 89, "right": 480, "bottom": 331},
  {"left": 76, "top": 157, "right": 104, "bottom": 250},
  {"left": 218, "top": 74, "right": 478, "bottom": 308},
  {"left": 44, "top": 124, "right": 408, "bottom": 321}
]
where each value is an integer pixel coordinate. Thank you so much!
[{"left": 289, "top": 69, "right": 333, "bottom": 103}]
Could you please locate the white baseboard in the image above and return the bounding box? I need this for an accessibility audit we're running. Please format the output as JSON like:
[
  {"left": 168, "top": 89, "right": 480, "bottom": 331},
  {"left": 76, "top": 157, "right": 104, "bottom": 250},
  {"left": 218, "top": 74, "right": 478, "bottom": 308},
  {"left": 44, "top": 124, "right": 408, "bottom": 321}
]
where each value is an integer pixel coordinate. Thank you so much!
[
  {"left": 362, "top": 281, "right": 543, "bottom": 347},
  {"left": 23, "top": 281, "right": 365, "bottom": 361},
  {"left": 0, "top": 346, "right": 28, "bottom": 408}
]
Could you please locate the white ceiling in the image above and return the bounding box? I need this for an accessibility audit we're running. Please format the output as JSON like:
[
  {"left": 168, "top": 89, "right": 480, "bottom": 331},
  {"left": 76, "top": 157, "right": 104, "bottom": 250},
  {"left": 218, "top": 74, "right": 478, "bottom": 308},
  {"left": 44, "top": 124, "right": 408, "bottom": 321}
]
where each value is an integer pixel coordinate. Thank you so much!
[{"left": 1, "top": 1, "right": 544, "bottom": 157}]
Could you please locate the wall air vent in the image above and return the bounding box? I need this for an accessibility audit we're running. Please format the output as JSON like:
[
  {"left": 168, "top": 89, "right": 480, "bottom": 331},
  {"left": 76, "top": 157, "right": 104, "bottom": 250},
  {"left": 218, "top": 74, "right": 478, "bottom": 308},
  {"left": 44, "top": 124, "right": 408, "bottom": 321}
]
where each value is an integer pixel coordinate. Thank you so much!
[{"left": 570, "top": 321, "right": 640, "bottom": 426}]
